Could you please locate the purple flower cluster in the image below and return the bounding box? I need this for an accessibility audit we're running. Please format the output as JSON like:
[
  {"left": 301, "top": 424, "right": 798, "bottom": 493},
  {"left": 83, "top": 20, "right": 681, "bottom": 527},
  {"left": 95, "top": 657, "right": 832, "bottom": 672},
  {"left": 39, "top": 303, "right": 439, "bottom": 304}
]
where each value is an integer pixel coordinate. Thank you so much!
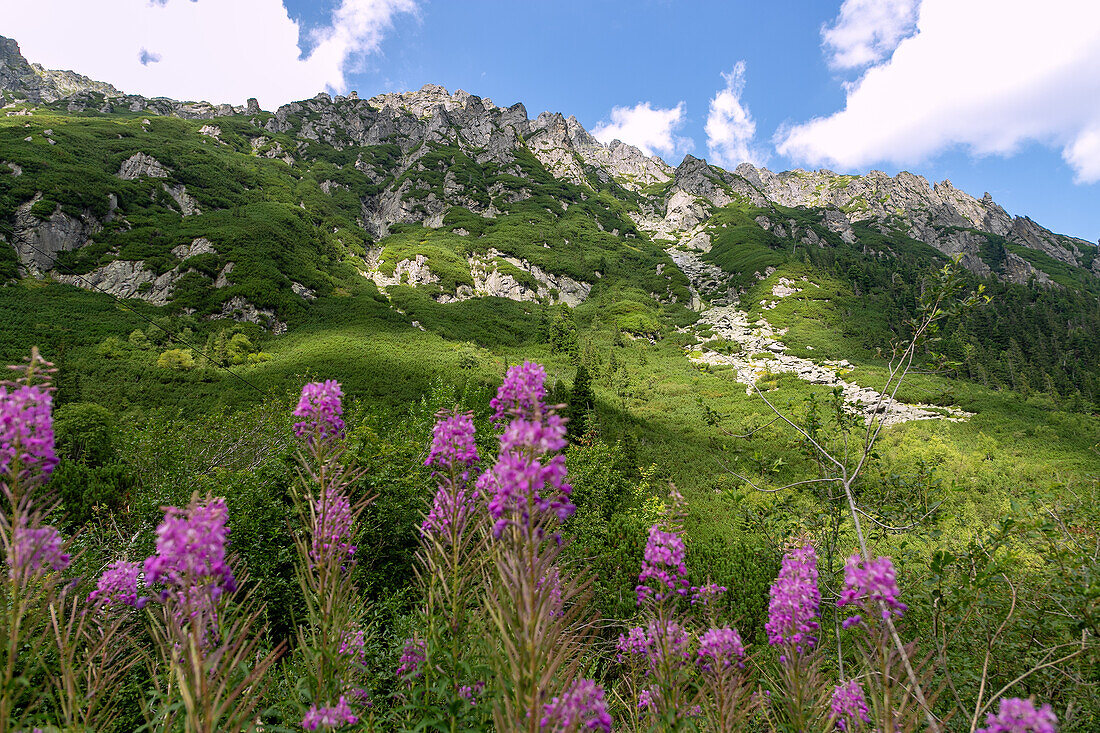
[
  {"left": 396, "top": 637, "right": 426, "bottom": 679},
  {"left": 764, "top": 544, "right": 820, "bottom": 656},
  {"left": 420, "top": 484, "right": 479, "bottom": 542},
  {"left": 490, "top": 361, "right": 547, "bottom": 422},
  {"left": 690, "top": 582, "right": 728, "bottom": 607},
  {"left": 977, "top": 697, "right": 1058, "bottom": 733},
  {"left": 540, "top": 678, "right": 612, "bottom": 732},
  {"left": 697, "top": 626, "right": 745, "bottom": 672},
  {"left": 479, "top": 364, "right": 574, "bottom": 536},
  {"left": 637, "top": 687, "right": 655, "bottom": 710},
  {"left": 636, "top": 525, "right": 689, "bottom": 605},
  {"left": 615, "top": 625, "right": 651, "bottom": 663},
  {"left": 831, "top": 679, "right": 871, "bottom": 731},
  {"left": 651, "top": 619, "right": 693, "bottom": 667},
  {"left": 293, "top": 381, "right": 345, "bottom": 442},
  {"left": 9, "top": 523, "right": 70, "bottom": 576},
  {"left": 311, "top": 487, "right": 356, "bottom": 567},
  {"left": 0, "top": 384, "right": 58, "bottom": 484},
  {"left": 421, "top": 410, "right": 481, "bottom": 542},
  {"left": 837, "top": 554, "right": 907, "bottom": 627},
  {"left": 143, "top": 497, "right": 236, "bottom": 601},
  {"left": 457, "top": 681, "right": 485, "bottom": 705},
  {"left": 425, "top": 410, "right": 478, "bottom": 470},
  {"left": 301, "top": 696, "right": 358, "bottom": 730},
  {"left": 616, "top": 620, "right": 692, "bottom": 669},
  {"left": 339, "top": 628, "right": 368, "bottom": 668},
  {"left": 88, "top": 560, "right": 147, "bottom": 610}
]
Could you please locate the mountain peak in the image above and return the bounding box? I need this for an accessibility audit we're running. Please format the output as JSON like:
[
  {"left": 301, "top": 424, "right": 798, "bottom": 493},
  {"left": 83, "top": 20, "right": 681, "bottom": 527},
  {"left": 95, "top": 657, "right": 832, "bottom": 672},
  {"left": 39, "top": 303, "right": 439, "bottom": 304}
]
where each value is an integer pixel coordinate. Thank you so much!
[{"left": 0, "top": 35, "right": 121, "bottom": 103}]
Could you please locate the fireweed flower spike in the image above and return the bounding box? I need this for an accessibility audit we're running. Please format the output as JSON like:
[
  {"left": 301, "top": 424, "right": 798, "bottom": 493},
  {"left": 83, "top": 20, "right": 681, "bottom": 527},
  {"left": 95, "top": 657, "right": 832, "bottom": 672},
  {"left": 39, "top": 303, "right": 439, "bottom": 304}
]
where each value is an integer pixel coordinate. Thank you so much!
[
  {"left": 837, "top": 554, "right": 908, "bottom": 628},
  {"left": 301, "top": 695, "right": 359, "bottom": 730},
  {"left": 615, "top": 625, "right": 651, "bottom": 663},
  {"left": 490, "top": 361, "right": 548, "bottom": 422},
  {"left": 143, "top": 497, "right": 236, "bottom": 629},
  {"left": 765, "top": 543, "right": 820, "bottom": 657},
  {"left": 635, "top": 525, "right": 689, "bottom": 605},
  {"left": 8, "top": 522, "right": 70, "bottom": 576},
  {"left": 421, "top": 409, "right": 480, "bottom": 541},
  {"left": 690, "top": 582, "right": 728, "bottom": 607},
  {"left": 88, "top": 559, "right": 147, "bottom": 609},
  {"left": 395, "top": 637, "right": 426, "bottom": 679},
  {"left": 0, "top": 383, "right": 58, "bottom": 484},
  {"left": 831, "top": 679, "right": 871, "bottom": 731},
  {"left": 294, "top": 380, "right": 346, "bottom": 442},
  {"left": 539, "top": 678, "right": 613, "bottom": 732},
  {"left": 697, "top": 626, "right": 746, "bottom": 672},
  {"left": 311, "top": 487, "right": 356, "bottom": 567},
  {"left": 425, "top": 409, "right": 478, "bottom": 471},
  {"left": 977, "top": 697, "right": 1058, "bottom": 733},
  {"left": 479, "top": 363, "right": 574, "bottom": 537}
]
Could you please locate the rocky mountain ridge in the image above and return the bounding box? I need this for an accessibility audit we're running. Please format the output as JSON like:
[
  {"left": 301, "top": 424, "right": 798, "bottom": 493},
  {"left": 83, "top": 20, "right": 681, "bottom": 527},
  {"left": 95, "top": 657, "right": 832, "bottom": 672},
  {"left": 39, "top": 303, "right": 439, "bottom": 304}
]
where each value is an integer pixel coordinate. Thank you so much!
[
  {"left": 0, "top": 37, "right": 121, "bottom": 103},
  {"left": 1, "top": 33, "right": 1098, "bottom": 318}
]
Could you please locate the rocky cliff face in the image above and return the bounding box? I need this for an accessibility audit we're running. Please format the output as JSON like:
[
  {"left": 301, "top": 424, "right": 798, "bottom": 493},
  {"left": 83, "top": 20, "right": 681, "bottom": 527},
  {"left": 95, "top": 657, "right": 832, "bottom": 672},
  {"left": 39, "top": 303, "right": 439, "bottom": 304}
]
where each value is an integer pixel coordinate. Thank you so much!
[
  {"left": 1, "top": 36, "right": 120, "bottom": 103},
  {"left": 629, "top": 154, "right": 1094, "bottom": 286},
  {"left": 730, "top": 163, "right": 1093, "bottom": 272}
]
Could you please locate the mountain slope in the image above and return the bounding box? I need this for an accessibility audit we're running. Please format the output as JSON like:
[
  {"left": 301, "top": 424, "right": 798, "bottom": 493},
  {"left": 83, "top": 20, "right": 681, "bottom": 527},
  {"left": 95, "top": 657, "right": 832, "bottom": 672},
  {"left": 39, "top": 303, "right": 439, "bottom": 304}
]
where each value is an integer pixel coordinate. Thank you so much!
[{"left": 1, "top": 35, "right": 1099, "bottom": 407}]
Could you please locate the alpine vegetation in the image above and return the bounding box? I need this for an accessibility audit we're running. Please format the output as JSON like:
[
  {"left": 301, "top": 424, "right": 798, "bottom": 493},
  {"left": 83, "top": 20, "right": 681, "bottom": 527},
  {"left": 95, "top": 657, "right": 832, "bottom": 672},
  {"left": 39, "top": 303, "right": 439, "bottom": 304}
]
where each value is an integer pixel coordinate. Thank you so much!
[
  {"left": 0, "top": 350, "right": 1077, "bottom": 731},
  {"left": 0, "top": 30, "right": 1098, "bottom": 733}
]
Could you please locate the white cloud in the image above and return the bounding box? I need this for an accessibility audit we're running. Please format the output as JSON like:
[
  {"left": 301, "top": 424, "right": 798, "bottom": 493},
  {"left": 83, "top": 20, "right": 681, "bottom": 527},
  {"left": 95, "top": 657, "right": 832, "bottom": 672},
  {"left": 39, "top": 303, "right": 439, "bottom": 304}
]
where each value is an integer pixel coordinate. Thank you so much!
[
  {"left": 704, "top": 62, "right": 763, "bottom": 168},
  {"left": 822, "top": 0, "right": 918, "bottom": 70},
  {"left": 776, "top": 0, "right": 1100, "bottom": 184},
  {"left": 1, "top": 0, "right": 417, "bottom": 110},
  {"left": 591, "top": 102, "right": 694, "bottom": 161}
]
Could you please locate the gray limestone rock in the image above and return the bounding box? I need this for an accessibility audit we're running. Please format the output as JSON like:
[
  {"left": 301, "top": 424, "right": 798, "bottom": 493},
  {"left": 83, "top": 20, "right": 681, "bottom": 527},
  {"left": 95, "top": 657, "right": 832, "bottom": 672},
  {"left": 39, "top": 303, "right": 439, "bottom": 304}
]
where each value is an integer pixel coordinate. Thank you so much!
[
  {"left": 11, "top": 195, "right": 99, "bottom": 273},
  {"left": 117, "top": 152, "right": 169, "bottom": 180}
]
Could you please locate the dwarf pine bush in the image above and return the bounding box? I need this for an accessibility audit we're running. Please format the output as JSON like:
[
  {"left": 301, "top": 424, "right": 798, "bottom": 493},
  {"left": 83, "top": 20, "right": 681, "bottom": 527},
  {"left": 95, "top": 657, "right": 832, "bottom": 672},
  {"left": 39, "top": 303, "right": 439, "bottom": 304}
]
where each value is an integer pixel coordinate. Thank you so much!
[{"left": 0, "top": 351, "right": 1078, "bottom": 731}]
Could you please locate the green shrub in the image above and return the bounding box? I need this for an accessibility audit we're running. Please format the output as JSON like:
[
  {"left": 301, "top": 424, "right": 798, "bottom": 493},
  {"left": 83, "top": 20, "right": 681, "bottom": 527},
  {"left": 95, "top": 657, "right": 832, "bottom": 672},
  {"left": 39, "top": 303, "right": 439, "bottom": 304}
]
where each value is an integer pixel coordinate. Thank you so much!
[{"left": 157, "top": 348, "right": 196, "bottom": 370}]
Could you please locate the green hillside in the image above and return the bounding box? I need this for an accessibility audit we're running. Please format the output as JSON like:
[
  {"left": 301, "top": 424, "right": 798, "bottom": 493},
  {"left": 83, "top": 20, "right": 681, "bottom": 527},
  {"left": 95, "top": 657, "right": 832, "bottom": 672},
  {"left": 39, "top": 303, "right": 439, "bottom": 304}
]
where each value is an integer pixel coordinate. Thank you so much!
[{"left": 1, "top": 79, "right": 1099, "bottom": 730}]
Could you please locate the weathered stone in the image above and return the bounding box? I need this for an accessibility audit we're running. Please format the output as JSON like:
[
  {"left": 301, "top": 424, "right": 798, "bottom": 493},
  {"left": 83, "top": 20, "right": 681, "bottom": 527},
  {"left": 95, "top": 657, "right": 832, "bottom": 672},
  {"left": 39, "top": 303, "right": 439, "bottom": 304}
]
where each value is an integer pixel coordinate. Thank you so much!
[
  {"left": 117, "top": 152, "right": 169, "bottom": 180},
  {"left": 10, "top": 195, "right": 99, "bottom": 273},
  {"left": 171, "top": 237, "right": 215, "bottom": 260}
]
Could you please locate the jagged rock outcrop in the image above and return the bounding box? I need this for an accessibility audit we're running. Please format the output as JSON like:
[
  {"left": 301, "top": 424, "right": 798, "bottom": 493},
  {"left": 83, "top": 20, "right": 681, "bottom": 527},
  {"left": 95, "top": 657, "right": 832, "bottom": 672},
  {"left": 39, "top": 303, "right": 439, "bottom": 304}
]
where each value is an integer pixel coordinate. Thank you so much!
[
  {"left": 727, "top": 163, "right": 1093, "bottom": 283},
  {"left": 363, "top": 248, "right": 591, "bottom": 307},
  {"left": 117, "top": 152, "right": 169, "bottom": 180},
  {"left": 10, "top": 195, "right": 100, "bottom": 273},
  {"left": 54, "top": 259, "right": 179, "bottom": 304},
  {"left": 683, "top": 264, "right": 972, "bottom": 426},
  {"left": 217, "top": 296, "right": 287, "bottom": 334},
  {"left": 1, "top": 36, "right": 120, "bottom": 102}
]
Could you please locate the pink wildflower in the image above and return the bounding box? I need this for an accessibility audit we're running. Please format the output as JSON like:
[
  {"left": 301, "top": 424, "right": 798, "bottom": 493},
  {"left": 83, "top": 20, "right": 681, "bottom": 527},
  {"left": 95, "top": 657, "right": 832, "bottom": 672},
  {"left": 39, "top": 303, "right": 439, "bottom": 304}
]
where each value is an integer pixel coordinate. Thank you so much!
[
  {"left": 425, "top": 409, "right": 478, "bottom": 469},
  {"left": 294, "top": 380, "right": 345, "bottom": 442},
  {"left": 396, "top": 637, "right": 426, "bottom": 679},
  {"left": 0, "top": 384, "right": 57, "bottom": 483},
  {"left": 697, "top": 626, "right": 745, "bottom": 672},
  {"left": 635, "top": 525, "right": 689, "bottom": 605},
  {"left": 311, "top": 487, "right": 356, "bottom": 567},
  {"left": 831, "top": 679, "right": 871, "bottom": 731},
  {"left": 490, "top": 361, "right": 547, "bottom": 422},
  {"left": 977, "top": 697, "right": 1058, "bottom": 733},
  {"left": 88, "top": 559, "right": 147, "bottom": 609},
  {"left": 8, "top": 523, "right": 69, "bottom": 576},
  {"left": 837, "top": 554, "right": 907, "bottom": 627},
  {"left": 143, "top": 498, "right": 235, "bottom": 597},
  {"left": 765, "top": 543, "right": 820, "bottom": 656},
  {"left": 540, "top": 678, "right": 612, "bottom": 732},
  {"left": 301, "top": 695, "right": 358, "bottom": 730}
]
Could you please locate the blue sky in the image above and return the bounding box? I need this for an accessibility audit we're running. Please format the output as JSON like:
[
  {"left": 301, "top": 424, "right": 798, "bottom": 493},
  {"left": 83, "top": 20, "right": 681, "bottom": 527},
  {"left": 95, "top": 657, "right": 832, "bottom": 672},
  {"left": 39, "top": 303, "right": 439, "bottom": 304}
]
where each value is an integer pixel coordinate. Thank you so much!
[{"left": 6, "top": 0, "right": 1100, "bottom": 243}]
